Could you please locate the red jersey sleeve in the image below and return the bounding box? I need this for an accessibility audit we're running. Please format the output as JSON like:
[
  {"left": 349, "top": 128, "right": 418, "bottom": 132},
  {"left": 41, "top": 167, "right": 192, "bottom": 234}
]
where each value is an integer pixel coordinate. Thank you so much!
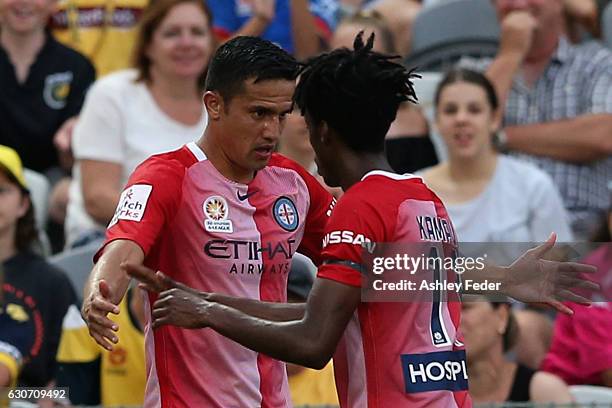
[
  {"left": 94, "top": 156, "right": 187, "bottom": 261},
  {"left": 317, "top": 188, "right": 388, "bottom": 287}
]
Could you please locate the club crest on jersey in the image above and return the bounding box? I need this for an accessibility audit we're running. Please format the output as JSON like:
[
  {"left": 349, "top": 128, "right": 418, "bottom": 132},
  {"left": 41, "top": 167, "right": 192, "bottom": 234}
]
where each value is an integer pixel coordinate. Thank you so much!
[
  {"left": 204, "top": 196, "right": 233, "bottom": 233},
  {"left": 273, "top": 197, "right": 299, "bottom": 232},
  {"left": 43, "top": 71, "right": 73, "bottom": 109}
]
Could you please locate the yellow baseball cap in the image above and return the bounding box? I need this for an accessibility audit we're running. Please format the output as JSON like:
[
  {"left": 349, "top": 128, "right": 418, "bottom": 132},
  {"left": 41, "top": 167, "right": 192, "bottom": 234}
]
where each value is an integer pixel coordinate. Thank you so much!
[{"left": 0, "top": 145, "right": 27, "bottom": 190}]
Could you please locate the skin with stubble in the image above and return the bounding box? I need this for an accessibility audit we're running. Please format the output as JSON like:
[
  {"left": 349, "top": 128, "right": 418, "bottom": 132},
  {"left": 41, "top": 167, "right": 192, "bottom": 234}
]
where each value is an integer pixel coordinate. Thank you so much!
[{"left": 200, "top": 78, "right": 294, "bottom": 183}]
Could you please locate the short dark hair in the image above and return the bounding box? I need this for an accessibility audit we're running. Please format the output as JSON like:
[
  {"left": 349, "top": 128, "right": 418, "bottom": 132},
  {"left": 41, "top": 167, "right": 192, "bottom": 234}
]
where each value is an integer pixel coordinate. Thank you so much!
[
  {"left": 0, "top": 166, "right": 38, "bottom": 253},
  {"left": 294, "top": 32, "right": 418, "bottom": 153},
  {"left": 434, "top": 68, "right": 499, "bottom": 111},
  {"left": 204, "top": 36, "right": 301, "bottom": 103}
]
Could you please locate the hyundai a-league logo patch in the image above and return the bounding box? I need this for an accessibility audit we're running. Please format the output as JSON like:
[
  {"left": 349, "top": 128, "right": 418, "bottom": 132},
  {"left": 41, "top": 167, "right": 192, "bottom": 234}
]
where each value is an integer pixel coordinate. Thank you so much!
[
  {"left": 273, "top": 197, "right": 298, "bottom": 232},
  {"left": 204, "top": 196, "right": 233, "bottom": 233}
]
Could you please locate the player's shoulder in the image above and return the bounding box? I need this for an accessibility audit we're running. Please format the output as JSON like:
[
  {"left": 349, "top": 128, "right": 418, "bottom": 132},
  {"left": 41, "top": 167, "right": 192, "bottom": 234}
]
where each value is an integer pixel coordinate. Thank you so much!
[
  {"left": 267, "top": 153, "right": 310, "bottom": 174},
  {"left": 345, "top": 171, "right": 430, "bottom": 202},
  {"left": 131, "top": 144, "right": 197, "bottom": 184},
  {"left": 266, "top": 153, "right": 319, "bottom": 184}
]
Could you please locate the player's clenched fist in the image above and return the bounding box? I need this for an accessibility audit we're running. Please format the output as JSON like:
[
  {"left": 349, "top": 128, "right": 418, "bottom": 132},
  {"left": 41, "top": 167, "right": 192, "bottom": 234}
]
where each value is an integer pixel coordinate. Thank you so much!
[
  {"left": 499, "top": 10, "right": 537, "bottom": 60},
  {"left": 81, "top": 279, "right": 120, "bottom": 351}
]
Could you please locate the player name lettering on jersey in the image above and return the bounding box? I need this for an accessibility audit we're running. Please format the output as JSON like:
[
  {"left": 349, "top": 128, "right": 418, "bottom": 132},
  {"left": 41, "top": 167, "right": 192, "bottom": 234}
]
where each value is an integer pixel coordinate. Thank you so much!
[
  {"left": 401, "top": 350, "right": 469, "bottom": 394},
  {"left": 416, "top": 216, "right": 455, "bottom": 243},
  {"left": 322, "top": 230, "right": 375, "bottom": 251}
]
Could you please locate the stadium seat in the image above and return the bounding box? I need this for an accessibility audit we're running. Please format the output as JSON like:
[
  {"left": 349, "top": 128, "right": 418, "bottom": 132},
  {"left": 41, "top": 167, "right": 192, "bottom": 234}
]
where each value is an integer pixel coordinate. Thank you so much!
[
  {"left": 291, "top": 252, "right": 317, "bottom": 277},
  {"left": 23, "top": 168, "right": 53, "bottom": 256},
  {"left": 570, "top": 385, "right": 612, "bottom": 404},
  {"left": 604, "top": 2, "right": 612, "bottom": 49},
  {"left": 406, "top": 0, "right": 500, "bottom": 71},
  {"left": 23, "top": 168, "right": 50, "bottom": 231},
  {"left": 49, "top": 241, "right": 100, "bottom": 301}
]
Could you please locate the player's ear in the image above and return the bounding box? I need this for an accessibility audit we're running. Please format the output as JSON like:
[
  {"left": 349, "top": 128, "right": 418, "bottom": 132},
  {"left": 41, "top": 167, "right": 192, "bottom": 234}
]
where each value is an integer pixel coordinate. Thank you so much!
[
  {"left": 319, "top": 121, "right": 330, "bottom": 145},
  {"left": 203, "top": 91, "right": 223, "bottom": 120}
]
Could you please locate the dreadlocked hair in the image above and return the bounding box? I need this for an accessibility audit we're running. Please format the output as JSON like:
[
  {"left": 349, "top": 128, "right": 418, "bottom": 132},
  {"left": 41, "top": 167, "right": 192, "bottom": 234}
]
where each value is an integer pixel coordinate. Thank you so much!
[{"left": 294, "top": 31, "right": 419, "bottom": 153}]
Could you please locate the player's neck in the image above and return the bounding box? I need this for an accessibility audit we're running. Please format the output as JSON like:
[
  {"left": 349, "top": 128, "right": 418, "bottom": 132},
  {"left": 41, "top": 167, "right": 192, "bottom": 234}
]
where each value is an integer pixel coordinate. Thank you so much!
[
  {"left": 198, "top": 136, "right": 255, "bottom": 184},
  {"left": 467, "top": 354, "right": 514, "bottom": 401},
  {"left": 340, "top": 152, "right": 394, "bottom": 191},
  {"left": 0, "top": 27, "right": 45, "bottom": 67}
]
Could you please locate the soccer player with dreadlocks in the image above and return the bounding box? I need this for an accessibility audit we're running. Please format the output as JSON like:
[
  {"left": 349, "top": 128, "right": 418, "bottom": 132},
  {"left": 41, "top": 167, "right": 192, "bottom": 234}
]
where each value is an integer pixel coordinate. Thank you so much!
[{"left": 126, "top": 33, "right": 597, "bottom": 407}]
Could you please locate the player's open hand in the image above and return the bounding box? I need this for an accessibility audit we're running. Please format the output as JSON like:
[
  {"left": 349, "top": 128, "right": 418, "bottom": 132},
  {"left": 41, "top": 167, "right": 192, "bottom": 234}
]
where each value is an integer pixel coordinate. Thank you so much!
[
  {"left": 503, "top": 233, "right": 599, "bottom": 315},
  {"left": 82, "top": 279, "right": 120, "bottom": 351},
  {"left": 151, "top": 288, "right": 210, "bottom": 330}
]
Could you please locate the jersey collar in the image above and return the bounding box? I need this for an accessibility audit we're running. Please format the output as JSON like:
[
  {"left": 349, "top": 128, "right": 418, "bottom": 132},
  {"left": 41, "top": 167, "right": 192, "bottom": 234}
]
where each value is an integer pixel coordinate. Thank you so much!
[{"left": 361, "top": 170, "right": 421, "bottom": 181}]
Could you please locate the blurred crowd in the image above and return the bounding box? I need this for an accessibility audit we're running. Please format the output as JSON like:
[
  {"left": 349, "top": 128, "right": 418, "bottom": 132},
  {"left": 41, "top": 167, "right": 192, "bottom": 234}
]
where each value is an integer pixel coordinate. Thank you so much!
[{"left": 0, "top": 0, "right": 610, "bottom": 406}]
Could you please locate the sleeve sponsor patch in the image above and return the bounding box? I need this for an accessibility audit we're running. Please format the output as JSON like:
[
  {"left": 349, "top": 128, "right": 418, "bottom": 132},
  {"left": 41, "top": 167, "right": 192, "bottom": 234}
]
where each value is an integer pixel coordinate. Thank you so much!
[{"left": 108, "top": 184, "right": 153, "bottom": 228}]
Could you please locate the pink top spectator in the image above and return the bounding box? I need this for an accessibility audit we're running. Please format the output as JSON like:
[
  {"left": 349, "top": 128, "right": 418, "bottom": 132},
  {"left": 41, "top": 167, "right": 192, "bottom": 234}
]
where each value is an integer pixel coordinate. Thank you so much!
[{"left": 541, "top": 244, "right": 612, "bottom": 385}]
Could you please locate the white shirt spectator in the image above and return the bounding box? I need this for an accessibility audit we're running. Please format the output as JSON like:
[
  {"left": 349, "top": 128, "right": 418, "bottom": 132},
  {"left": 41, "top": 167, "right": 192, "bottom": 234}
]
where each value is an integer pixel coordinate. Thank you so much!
[
  {"left": 65, "top": 69, "right": 207, "bottom": 246},
  {"left": 421, "top": 156, "right": 573, "bottom": 264}
]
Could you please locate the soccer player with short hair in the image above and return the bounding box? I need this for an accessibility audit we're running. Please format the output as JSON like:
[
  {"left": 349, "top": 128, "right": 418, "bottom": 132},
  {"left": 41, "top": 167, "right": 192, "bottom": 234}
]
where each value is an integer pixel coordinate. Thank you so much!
[
  {"left": 81, "top": 36, "right": 335, "bottom": 407},
  {"left": 127, "top": 33, "right": 597, "bottom": 407}
]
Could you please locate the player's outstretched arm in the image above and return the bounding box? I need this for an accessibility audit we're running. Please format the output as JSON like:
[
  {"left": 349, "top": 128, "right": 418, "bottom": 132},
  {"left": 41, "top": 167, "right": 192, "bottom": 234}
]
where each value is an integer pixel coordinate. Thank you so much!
[
  {"left": 82, "top": 240, "right": 144, "bottom": 350},
  {"left": 151, "top": 277, "right": 361, "bottom": 369},
  {"left": 123, "top": 263, "right": 306, "bottom": 322},
  {"left": 462, "top": 233, "right": 598, "bottom": 314}
]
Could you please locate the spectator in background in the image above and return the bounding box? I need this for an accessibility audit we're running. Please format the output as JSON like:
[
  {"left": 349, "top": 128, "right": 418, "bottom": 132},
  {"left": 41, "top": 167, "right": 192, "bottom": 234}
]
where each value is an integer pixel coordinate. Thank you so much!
[
  {"left": 278, "top": 112, "right": 316, "bottom": 172},
  {"left": 420, "top": 68, "right": 573, "bottom": 247},
  {"left": 564, "top": 0, "right": 612, "bottom": 42},
  {"left": 462, "top": 298, "right": 574, "bottom": 404},
  {"left": 541, "top": 209, "right": 612, "bottom": 387},
  {"left": 364, "top": 0, "right": 421, "bottom": 56},
  {"left": 330, "top": 10, "right": 437, "bottom": 173},
  {"left": 65, "top": 0, "right": 213, "bottom": 248},
  {"left": 50, "top": 0, "right": 149, "bottom": 78},
  {"left": 207, "top": 0, "right": 338, "bottom": 59},
  {"left": 286, "top": 259, "right": 338, "bottom": 407},
  {"left": 0, "top": 145, "right": 76, "bottom": 389},
  {"left": 338, "top": 0, "right": 428, "bottom": 56},
  {"left": 0, "top": 0, "right": 95, "bottom": 174},
  {"left": 278, "top": 111, "right": 343, "bottom": 198},
  {"left": 466, "top": 0, "right": 612, "bottom": 240},
  {"left": 0, "top": 263, "right": 30, "bottom": 389},
  {"left": 56, "top": 285, "right": 146, "bottom": 407},
  {"left": 420, "top": 68, "right": 573, "bottom": 370}
]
